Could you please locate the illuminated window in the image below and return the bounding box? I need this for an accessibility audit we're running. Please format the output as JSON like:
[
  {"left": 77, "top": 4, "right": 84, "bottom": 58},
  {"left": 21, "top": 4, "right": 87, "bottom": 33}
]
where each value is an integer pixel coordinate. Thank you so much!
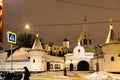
[{"left": 55, "top": 64, "right": 60, "bottom": 69}]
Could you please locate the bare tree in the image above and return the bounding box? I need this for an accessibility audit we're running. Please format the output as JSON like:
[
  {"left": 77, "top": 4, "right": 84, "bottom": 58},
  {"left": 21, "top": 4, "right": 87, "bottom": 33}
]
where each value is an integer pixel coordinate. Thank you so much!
[{"left": 17, "top": 33, "right": 35, "bottom": 48}]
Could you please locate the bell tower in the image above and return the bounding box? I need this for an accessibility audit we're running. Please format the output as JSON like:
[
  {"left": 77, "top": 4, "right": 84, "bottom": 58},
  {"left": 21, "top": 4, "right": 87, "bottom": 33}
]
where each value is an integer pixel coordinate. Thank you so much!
[{"left": 77, "top": 16, "right": 94, "bottom": 52}]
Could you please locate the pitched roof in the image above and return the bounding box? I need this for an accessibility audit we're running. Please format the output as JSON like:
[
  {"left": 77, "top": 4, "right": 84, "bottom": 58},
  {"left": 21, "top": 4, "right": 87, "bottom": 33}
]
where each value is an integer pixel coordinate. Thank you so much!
[
  {"left": 105, "top": 20, "right": 117, "bottom": 43},
  {"left": 32, "top": 33, "right": 43, "bottom": 50},
  {"left": 77, "top": 18, "right": 91, "bottom": 42},
  {"left": 7, "top": 48, "right": 30, "bottom": 61}
]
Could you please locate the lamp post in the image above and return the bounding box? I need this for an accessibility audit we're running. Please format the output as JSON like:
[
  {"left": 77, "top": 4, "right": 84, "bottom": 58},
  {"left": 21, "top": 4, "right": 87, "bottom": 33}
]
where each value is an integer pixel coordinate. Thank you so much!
[
  {"left": 95, "top": 45, "right": 99, "bottom": 72},
  {"left": 64, "top": 55, "right": 67, "bottom": 76}
]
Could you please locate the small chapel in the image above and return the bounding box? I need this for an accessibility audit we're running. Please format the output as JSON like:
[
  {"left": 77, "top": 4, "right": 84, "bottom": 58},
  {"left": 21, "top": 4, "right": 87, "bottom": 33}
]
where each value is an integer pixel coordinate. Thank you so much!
[{"left": 65, "top": 17, "right": 95, "bottom": 71}]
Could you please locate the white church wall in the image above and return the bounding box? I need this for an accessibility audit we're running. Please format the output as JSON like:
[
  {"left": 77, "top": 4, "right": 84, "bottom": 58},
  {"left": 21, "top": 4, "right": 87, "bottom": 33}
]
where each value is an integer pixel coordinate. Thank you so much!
[
  {"left": 103, "top": 54, "right": 120, "bottom": 72},
  {"left": 13, "top": 62, "right": 30, "bottom": 71},
  {"left": 91, "top": 54, "right": 120, "bottom": 72},
  {"left": 50, "top": 62, "right": 64, "bottom": 71},
  {"left": 90, "top": 58, "right": 104, "bottom": 71},
  {"left": 29, "top": 50, "right": 46, "bottom": 72},
  {"left": 0, "top": 61, "right": 30, "bottom": 72},
  {"left": 101, "top": 43, "right": 120, "bottom": 72},
  {"left": 102, "top": 43, "right": 120, "bottom": 54}
]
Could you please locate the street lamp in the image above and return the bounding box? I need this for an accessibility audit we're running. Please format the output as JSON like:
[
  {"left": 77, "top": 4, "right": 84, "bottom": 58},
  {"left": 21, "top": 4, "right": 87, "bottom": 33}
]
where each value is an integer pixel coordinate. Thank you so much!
[{"left": 25, "top": 24, "right": 30, "bottom": 30}]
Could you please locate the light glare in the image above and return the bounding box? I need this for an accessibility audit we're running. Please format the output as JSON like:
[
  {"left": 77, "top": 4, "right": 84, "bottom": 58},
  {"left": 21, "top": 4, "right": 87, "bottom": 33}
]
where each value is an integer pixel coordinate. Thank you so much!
[{"left": 25, "top": 24, "right": 30, "bottom": 30}]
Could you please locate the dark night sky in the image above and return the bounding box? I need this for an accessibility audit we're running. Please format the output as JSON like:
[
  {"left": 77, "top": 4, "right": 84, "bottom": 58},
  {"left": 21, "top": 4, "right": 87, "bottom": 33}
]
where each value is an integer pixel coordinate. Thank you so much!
[{"left": 4, "top": 0, "right": 120, "bottom": 49}]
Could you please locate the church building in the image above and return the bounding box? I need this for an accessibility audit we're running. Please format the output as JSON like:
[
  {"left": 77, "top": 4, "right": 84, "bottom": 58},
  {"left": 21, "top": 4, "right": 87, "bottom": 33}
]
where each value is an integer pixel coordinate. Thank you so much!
[
  {"left": 65, "top": 17, "right": 95, "bottom": 71},
  {"left": 0, "top": 33, "right": 64, "bottom": 72}
]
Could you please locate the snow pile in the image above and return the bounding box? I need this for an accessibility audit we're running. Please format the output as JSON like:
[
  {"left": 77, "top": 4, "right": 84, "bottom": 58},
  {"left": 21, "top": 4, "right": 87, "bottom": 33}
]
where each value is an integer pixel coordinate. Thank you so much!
[{"left": 88, "top": 71, "right": 113, "bottom": 80}]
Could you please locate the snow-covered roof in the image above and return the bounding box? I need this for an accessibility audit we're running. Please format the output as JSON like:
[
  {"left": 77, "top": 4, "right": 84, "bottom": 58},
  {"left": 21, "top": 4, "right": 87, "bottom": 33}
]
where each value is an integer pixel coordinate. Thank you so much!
[{"left": 7, "top": 48, "right": 30, "bottom": 61}]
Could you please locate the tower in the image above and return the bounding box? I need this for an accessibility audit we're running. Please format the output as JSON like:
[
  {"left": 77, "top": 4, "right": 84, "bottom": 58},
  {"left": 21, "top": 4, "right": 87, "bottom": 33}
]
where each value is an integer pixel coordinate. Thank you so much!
[
  {"left": 63, "top": 38, "right": 69, "bottom": 48},
  {"left": 77, "top": 16, "right": 94, "bottom": 52},
  {"left": 30, "top": 33, "right": 46, "bottom": 71},
  {"left": 32, "top": 33, "right": 43, "bottom": 50}
]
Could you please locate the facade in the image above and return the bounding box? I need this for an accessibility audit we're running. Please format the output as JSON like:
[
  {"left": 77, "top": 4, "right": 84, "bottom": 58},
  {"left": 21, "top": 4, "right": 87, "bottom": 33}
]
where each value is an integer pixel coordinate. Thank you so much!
[
  {"left": 44, "top": 38, "right": 71, "bottom": 57},
  {"left": 0, "top": 34, "right": 64, "bottom": 72},
  {"left": 65, "top": 43, "right": 94, "bottom": 71},
  {"left": 65, "top": 18, "right": 95, "bottom": 71},
  {"left": 91, "top": 20, "right": 120, "bottom": 72}
]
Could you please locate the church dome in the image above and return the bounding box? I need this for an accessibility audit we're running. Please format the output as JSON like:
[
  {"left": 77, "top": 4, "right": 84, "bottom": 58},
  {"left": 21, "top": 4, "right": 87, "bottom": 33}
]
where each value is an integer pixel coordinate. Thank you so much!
[
  {"left": 63, "top": 38, "right": 69, "bottom": 41},
  {"left": 73, "top": 44, "right": 85, "bottom": 54}
]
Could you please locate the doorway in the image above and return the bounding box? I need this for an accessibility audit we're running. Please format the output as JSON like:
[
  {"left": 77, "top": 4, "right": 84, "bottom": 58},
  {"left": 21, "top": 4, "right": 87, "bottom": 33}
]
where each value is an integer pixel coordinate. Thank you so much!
[
  {"left": 77, "top": 61, "right": 89, "bottom": 71},
  {"left": 69, "top": 63, "right": 73, "bottom": 71}
]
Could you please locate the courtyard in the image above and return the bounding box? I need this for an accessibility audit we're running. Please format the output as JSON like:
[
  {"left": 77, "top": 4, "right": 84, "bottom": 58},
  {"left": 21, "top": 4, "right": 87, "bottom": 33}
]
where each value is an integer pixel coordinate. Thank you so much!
[
  {"left": 27, "top": 71, "right": 120, "bottom": 80},
  {"left": 29, "top": 71, "right": 88, "bottom": 80}
]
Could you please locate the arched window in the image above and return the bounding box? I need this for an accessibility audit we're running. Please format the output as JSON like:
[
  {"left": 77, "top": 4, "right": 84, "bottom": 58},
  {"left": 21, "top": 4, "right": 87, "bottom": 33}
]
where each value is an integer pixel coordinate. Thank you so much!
[
  {"left": 78, "top": 49, "right": 80, "bottom": 52},
  {"left": 111, "top": 56, "right": 114, "bottom": 61},
  {"left": 84, "top": 39, "right": 87, "bottom": 45},
  {"left": 89, "top": 39, "right": 92, "bottom": 45},
  {"left": 33, "top": 59, "right": 35, "bottom": 63}
]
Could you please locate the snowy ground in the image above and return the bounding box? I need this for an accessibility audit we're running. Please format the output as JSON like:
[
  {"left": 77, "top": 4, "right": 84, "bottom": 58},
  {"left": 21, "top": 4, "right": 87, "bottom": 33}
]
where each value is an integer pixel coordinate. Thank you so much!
[{"left": 29, "top": 71, "right": 120, "bottom": 80}]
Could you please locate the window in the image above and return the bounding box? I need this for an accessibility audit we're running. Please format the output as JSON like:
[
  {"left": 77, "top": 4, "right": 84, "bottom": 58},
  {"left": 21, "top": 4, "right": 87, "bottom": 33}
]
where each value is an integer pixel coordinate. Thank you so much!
[
  {"left": 89, "top": 39, "right": 92, "bottom": 45},
  {"left": 111, "top": 57, "right": 114, "bottom": 61},
  {"left": 33, "top": 59, "right": 35, "bottom": 63},
  {"left": 118, "top": 54, "right": 120, "bottom": 57},
  {"left": 78, "top": 49, "right": 80, "bottom": 52},
  {"left": 84, "top": 39, "right": 87, "bottom": 45},
  {"left": 50, "top": 64, "right": 53, "bottom": 69},
  {"left": 55, "top": 64, "right": 61, "bottom": 69}
]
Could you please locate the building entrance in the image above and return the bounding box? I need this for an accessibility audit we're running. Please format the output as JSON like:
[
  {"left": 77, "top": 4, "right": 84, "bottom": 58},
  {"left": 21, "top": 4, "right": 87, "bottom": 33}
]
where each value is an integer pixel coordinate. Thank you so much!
[
  {"left": 47, "top": 62, "right": 50, "bottom": 71},
  {"left": 77, "top": 61, "right": 89, "bottom": 71},
  {"left": 69, "top": 63, "right": 73, "bottom": 71}
]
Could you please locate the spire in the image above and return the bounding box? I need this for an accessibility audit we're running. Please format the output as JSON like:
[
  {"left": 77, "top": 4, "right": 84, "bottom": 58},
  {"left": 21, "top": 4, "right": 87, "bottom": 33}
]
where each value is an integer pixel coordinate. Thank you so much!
[
  {"left": 105, "top": 19, "right": 117, "bottom": 43},
  {"left": 32, "top": 33, "right": 43, "bottom": 50},
  {"left": 77, "top": 16, "right": 93, "bottom": 49},
  {"left": 83, "top": 15, "right": 88, "bottom": 32},
  {"left": 78, "top": 15, "right": 89, "bottom": 42},
  {"left": 84, "top": 15, "right": 87, "bottom": 22}
]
